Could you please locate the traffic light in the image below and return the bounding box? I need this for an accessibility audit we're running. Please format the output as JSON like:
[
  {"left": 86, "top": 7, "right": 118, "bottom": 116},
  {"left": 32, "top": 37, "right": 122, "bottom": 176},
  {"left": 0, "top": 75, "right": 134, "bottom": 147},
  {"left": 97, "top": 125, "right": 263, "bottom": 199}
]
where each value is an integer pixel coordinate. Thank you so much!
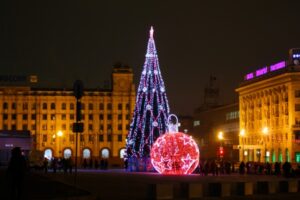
[{"left": 219, "top": 147, "right": 224, "bottom": 158}]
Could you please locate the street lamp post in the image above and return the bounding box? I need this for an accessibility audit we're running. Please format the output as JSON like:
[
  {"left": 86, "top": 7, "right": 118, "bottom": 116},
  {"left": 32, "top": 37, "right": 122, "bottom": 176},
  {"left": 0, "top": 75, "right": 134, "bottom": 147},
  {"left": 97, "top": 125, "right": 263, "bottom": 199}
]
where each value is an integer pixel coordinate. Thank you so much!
[
  {"left": 218, "top": 131, "right": 224, "bottom": 159},
  {"left": 262, "top": 127, "right": 269, "bottom": 163}
]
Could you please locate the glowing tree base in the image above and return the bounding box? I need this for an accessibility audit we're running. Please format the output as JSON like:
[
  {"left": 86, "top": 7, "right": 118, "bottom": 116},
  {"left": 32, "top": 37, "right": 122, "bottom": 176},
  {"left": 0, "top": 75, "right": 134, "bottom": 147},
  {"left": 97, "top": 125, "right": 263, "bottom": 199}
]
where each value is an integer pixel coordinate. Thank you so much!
[{"left": 150, "top": 132, "right": 200, "bottom": 175}]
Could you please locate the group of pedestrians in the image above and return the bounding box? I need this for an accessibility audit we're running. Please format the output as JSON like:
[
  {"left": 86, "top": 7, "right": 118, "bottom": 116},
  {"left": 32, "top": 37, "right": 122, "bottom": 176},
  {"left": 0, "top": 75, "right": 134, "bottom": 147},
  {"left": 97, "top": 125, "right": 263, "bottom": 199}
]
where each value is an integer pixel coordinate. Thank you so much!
[
  {"left": 195, "top": 160, "right": 234, "bottom": 176},
  {"left": 82, "top": 158, "right": 109, "bottom": 169},
  {"left": 43, "top": 157, "right": 73, "bottom": 174},
  {"left": 239, "top": 161, "right": 300, "bottom": 177}
]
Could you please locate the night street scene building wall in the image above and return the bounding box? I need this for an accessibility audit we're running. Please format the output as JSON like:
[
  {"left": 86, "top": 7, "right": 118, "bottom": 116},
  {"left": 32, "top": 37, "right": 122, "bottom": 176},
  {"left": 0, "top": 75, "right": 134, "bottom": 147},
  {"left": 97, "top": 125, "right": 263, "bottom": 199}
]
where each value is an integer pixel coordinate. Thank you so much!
[
  {"left": 236, "top": 48, "right": 300, "bottom": 164},
  {"left": 125, "top": 27, "right": 170, "bottom": 172},
  {"left": 0, "top": 65, "right": 135, "bottom": 166},
  {"left": 193, "top": 102, "right": 240, "bottom": 162}
]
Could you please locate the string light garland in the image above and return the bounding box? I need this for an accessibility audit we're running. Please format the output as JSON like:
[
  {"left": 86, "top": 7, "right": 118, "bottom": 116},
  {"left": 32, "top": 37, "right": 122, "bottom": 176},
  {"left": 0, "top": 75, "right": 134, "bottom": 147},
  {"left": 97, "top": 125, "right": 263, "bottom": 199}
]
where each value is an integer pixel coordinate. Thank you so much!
[{"left": 125, "top": 26, "right": 170, "bottom": 171}]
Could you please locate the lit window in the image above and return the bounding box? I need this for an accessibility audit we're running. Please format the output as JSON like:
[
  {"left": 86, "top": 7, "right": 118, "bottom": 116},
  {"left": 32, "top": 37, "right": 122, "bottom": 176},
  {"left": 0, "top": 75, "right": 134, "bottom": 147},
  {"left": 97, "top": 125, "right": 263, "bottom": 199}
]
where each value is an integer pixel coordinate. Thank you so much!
[{"left": 193, "top": 120, "right": 200, "bottom": 127}]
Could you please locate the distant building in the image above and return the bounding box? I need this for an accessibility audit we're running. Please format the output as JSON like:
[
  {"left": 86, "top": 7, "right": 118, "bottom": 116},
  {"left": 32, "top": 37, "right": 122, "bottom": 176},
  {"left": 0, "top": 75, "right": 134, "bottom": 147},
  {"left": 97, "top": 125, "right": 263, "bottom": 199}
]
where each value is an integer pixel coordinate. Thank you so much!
[
  {"left": 0, "top": 130, "right": 32, "bottom": 165},
  {"left": 236, "top": 48, "right": 300, "bottom": 163},
  {"left": 0, "top": 65, "right": 135, "bottom": 166},
  {"left": 193, "top": 103, "right": 240, "bottom": 162}
]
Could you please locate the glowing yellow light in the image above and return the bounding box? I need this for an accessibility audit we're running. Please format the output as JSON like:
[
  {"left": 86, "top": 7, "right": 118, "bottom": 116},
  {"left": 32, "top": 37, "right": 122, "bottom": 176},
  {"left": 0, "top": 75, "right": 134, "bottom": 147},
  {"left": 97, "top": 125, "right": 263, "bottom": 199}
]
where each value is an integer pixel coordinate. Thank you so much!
[
  {"left": 57, "top": 130, "right": 63, "bottom": 137},
  {"left": 262, "top": 127, "right": 269, "bottom": 135},
  {"left": 218, "top": 131, "right": 224, "bottom": 140},
  {"left": 240, "top": 129, "right": 245, "bottom": 137}
]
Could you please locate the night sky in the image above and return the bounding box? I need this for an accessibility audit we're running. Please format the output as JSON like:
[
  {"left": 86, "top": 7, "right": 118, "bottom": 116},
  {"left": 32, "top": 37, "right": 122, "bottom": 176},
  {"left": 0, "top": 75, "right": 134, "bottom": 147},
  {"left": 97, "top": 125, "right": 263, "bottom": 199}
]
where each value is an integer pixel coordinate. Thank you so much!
[{"left": 1, "top": 1, "right": 300, "bottom": 115}]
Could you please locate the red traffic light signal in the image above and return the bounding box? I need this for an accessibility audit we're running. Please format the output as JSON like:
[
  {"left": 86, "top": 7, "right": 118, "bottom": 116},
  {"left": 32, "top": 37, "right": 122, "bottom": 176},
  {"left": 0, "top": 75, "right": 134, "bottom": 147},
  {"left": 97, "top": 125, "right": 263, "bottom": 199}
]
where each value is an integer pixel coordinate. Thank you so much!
[{"left": 219, "top": 147, "right": 224, "bottom": 157}]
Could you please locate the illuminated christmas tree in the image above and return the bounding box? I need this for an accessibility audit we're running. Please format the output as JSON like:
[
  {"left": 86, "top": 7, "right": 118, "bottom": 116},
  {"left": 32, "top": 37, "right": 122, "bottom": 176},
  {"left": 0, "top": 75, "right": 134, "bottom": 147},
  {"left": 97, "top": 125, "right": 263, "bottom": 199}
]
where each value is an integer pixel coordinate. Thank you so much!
[{"left": 126, "top": 27, "right": 170, "bottom": 171}]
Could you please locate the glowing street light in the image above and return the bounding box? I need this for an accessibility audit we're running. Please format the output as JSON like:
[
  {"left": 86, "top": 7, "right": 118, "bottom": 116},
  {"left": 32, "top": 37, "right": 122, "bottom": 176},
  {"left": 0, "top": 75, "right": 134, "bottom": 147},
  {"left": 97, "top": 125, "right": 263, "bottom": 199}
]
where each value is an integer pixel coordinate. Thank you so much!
[
  {"left": 218, "top": 131, "right": 224, "bottom": 140},
  {"left": 217, "top": 131, "right": 224, "bottom": 159},
  {"left": 57, "top": 130, "right": 63, "bottom": 137},
  {"left": 56, "top": 130, "right": 63, "bottom": 157}
]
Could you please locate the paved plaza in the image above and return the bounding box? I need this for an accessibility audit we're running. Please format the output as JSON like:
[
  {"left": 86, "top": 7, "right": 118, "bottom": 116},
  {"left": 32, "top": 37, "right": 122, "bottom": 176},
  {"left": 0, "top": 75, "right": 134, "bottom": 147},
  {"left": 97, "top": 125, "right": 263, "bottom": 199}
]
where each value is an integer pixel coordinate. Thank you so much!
[{"left": 1, "top": 168, "right": 300, "bottom": 200}]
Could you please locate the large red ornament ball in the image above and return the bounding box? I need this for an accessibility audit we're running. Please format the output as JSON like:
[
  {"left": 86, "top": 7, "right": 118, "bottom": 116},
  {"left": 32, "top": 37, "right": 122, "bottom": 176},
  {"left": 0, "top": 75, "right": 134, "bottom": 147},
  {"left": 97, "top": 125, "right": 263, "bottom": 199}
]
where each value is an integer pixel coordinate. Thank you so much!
[{"left": 150, "top": 132, "right": 200, "bottom": 175}]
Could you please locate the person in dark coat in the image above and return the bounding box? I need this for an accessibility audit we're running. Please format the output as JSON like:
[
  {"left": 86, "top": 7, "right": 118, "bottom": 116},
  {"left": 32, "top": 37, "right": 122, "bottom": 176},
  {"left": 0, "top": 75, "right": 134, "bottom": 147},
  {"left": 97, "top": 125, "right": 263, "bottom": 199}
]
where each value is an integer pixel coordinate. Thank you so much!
[{"left": 7, "top": 147, "right": 27, "bottom": 200}]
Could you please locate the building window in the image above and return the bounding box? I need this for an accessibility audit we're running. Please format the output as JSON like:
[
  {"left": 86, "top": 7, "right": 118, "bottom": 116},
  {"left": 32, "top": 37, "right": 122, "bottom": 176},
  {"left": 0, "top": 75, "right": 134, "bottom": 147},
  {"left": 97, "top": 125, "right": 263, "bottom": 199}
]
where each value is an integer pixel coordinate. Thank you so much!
[
  {"left": 193, "top": 120, "right": 200, "bottom": 127},
  {"left": 12, "top": 103, "right": 16, "bottom": 110},
  {"left": 12, "top": 114, "right": 16, "bottom": 120},
  {"left": 43, "top": 135, "right": 47, "bottom": 142},
  {"left": 107, "top": 134, "right": 112, "bottom": 142},
  {"left": 31, "top": 114, "right": 36, "bottom": 120},
  {"left": 107, "top": 124, "right": 112, "bottom": 132},
  {"left": 42, "top": 124, "right": 47, "bottom": 130},
  {"left": 118, "top": 114, "right": 122, "bottom": 120},
  {"left": 88, "top": 114, "right": 93, "bottom": 120},
  {"left": 31, "top": 103, "right": 37, "bottom": 110},
  {"left": 126, "top": 124, "right": 130, "bottom": 130},
  {"left": 62, "top": 124, "right": 66, "bottom": 130},
  {"left": 3, "top": 114, "right": 8, "bottom": 120},
  {"left": 43, "top": 114, "right": 47, "bottom": 120},
  {"left": 70, "top": 114, "right": 74, "bottom": 120},
  {"left": 107, "top": 114, "right": 112, "bottom": 120},
  {"left": 118, "top": 134, "right": 122, "bottom": 142},
  {"left": 51, "top": 114, "right": 55, "bottom": 120},
  {"left": 126, "top": 103, "right": 130, "bottom": 110},
  {"left": 51, "top": 103, "right": 55, "bottom": 110},
  {"left": 23, "top": 103, "right": 28, "bottom": 110},
  {"left": 3, "top": 102, "right": 8, "bottom": 109},
  {"left": 43, "top": 103, "right": 47, "bottom": 109},
  {"left": 3, "top": 124, "right": 8, "bottom": 130},
  {"left": 295, "top": 90, "right": 300, "bottom": 98},
  {"left": 99, "top": 114, "right": 104, "bottom": 120},
  {"left": 83, "top": 149, "right": 91, "bottom": 159},
  {"left": 118, "top": 103, "right": 122, "bottom": 110},
  {"left": 81, "top": 103, "right": 85, "bottom": 110},
  {"left": 107, "top": 103, "right": 112, "bottom": 110},
  {"left": 99, "top": 135, "right": 104, "bottom": 142},
  {"left": 295, "top": 104, "right": 300, "bottom": 111},
  {"left": 12, "top": 125, "right": 16, "bottom": 130},
  {"left": 99, "top": 103, "right": 104, "bottom": 110},
  {"left": 62, "top": 103, "right": 66, "bottom": 110},
  {"left": 88, "top": 135, "right": 93, "bottom": 142},
  {"left": 118, "top": 124, "right": 122, "bottom": 131},
  {"left": 69, "top": 135, "right": 74, "bottom": 142},
  {"left": 88, "top": 124, "right": 93, "bottom": 131},
  {"left": 62, "top": 114, "right": 66, "bottom": 120},
  {"left": 31, "top": 124, "right": 36, "bottom": 130},
  {"left": 70, "top": 103, "right": 74, "bottom": 110},
  {"left": 99, "top": 124, "right": 104, "bottom": 131},
  {"left": 80, "top": 135, "right": 84, "bottom": 142},
  {"left": 88, "top": 103, "right": 93, "bottom": 110},
  {"left": 126, "top": 114, "right": 130, "bottom": 120},
  {"left": 22, "top": 114, "right": 28, "bottom": 120},
  {"left": 22, "top": 124, "right": 28, "bottom": 130}
]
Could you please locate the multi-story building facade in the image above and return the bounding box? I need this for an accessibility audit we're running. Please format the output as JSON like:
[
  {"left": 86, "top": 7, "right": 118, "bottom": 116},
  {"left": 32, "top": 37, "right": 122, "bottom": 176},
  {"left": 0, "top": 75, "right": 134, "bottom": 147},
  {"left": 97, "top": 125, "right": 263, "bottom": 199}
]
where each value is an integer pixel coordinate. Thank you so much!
[
  {"left": 236, "top": 48, "right": 300, "bottom": 164},
  {"left": 0, "top": 65, "right": 135, "bottom": 166},
  {"left": 193, "top": 103, "right": 240, "bottom": 162}
]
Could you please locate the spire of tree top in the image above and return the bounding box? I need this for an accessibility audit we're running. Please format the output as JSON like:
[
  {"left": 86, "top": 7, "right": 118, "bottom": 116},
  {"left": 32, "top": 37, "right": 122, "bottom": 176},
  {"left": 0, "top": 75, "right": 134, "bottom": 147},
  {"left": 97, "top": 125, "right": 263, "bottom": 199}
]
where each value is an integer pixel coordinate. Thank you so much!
[{"left": 150, "top": 26, "right": 154, "bottom": 38}]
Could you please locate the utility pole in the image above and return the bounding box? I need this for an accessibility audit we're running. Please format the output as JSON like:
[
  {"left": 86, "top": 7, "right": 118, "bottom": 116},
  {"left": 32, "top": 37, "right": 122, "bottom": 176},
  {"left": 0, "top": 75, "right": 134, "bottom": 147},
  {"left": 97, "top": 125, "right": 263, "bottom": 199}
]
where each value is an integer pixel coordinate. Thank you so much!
[{"left": 73, "top": 80, "right": 84, "bottom": 186}]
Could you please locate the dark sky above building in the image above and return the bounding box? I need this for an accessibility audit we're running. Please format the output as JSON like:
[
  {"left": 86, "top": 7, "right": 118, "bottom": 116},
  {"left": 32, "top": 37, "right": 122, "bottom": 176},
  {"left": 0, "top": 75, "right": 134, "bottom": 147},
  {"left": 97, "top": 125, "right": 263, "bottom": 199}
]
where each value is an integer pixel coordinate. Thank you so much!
[{"left": 1, "top": 0, "right": 300, "bottom": 115}]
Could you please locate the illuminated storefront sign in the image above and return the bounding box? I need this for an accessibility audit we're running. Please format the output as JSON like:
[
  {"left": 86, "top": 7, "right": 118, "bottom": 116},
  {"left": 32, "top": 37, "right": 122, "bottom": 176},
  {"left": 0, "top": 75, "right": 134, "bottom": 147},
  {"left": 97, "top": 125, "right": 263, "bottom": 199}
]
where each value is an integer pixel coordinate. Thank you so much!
[{"left": 244, "top": 61, "right": 286, "bottom": 80}]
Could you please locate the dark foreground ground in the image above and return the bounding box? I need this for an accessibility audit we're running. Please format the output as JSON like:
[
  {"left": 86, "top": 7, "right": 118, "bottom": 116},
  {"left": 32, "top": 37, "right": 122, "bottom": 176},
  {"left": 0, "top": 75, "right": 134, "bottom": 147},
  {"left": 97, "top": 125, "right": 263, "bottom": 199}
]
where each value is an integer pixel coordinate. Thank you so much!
[
  {"left": 1, "top": 168, "right": 300, "bottom": 200},
  {"left": 0, "top": 168, "right": 90, "bottom": 200}
]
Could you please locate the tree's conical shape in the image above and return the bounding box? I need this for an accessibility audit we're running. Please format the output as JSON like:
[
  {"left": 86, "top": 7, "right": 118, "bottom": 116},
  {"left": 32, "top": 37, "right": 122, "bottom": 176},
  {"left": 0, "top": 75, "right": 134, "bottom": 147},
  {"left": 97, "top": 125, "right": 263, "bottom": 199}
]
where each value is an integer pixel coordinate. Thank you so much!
[{"left": 126, "top": 27, "right": 170, "bottom": 171}]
